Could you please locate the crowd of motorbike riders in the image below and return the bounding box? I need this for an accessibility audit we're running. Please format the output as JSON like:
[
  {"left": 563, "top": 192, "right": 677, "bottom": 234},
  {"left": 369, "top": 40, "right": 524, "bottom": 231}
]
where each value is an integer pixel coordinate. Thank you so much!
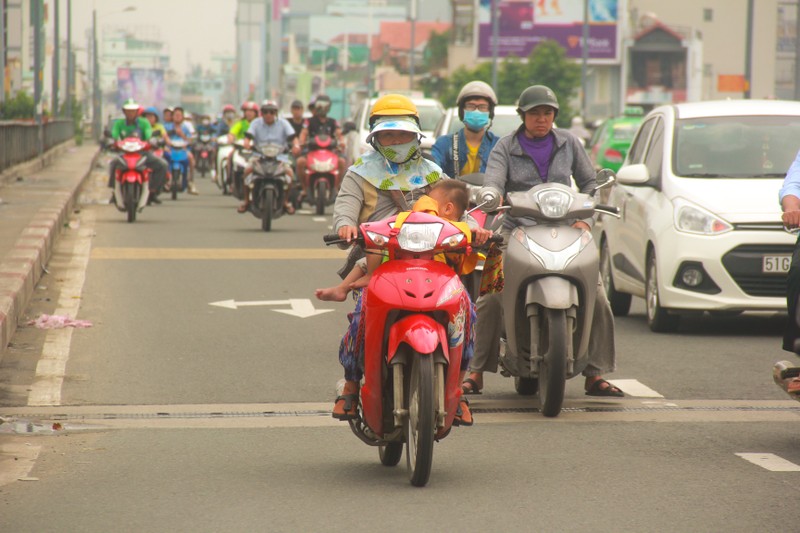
[{"left": 106, "top": 80, "right": 630, "bottom": 425}]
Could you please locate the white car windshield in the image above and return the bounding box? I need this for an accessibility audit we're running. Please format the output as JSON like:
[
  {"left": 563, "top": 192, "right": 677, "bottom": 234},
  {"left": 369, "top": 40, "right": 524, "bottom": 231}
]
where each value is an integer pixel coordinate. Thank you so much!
[{"left": 674, "top": 116, "right": 800, "bottom": 178}]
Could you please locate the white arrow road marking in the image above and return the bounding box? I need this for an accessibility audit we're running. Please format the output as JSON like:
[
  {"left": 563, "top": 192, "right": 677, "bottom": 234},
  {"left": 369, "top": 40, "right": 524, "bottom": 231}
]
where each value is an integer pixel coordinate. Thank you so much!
[
  {"left": 209, "top": 298, "right": 334, "bottom": 318},
  {"left": 736, "top": 453, "right": 800, "bottom": 472}
]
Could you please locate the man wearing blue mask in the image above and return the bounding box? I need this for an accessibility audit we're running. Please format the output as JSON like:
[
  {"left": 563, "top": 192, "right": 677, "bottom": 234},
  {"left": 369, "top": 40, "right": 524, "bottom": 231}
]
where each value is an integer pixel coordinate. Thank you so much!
[{"left": 432, "top": 80, "right": 500, "bottom": 178}]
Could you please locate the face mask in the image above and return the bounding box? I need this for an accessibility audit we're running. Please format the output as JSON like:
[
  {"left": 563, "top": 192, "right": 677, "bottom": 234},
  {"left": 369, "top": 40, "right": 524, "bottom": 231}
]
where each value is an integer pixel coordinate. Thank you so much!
[
  {"left": 463, "top": 110, "right": 490, "bottom": 131},
  {"left": 377, "top": 138, "right": 420, "bottom": 164}
]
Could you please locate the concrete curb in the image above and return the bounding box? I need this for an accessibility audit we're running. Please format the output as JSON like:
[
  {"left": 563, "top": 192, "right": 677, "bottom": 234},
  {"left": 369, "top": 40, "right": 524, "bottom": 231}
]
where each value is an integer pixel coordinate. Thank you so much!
[
  {"left": 0, "top": 147, "right": 101, "bottom": 352},
  {"left": 0, "top": 139, "right": 82, "bottom": 187}
]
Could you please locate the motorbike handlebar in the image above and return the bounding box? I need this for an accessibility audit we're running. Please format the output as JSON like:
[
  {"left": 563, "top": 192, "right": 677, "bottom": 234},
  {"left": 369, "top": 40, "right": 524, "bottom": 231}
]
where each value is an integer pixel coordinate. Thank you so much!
[
  {"left": 323, "top": 234, "right": 365, "bottom": 247},
  {"left": 595, "top": 204, "right": 621, "bottom": 217}
]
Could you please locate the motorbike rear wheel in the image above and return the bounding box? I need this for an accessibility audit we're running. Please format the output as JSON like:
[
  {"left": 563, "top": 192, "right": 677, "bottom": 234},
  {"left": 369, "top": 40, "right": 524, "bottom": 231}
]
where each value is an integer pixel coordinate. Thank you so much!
[
  {"left": 261, "top": 188, "right": 274, "bottom": 232},
  {"left": 405, "top": 353, "right": 435, "bottom": 487},
  {"left": 315, "top": 179, "right": 328, "bottom": 216},
  {"left": 124, "top": 182, "right": 138, "bottom": 223},
  {"left": 536, "top": 308, "right": 567, "bottom": 417},
  {"left": 378, "top": 442, "right": 403, "bottom": 467}
]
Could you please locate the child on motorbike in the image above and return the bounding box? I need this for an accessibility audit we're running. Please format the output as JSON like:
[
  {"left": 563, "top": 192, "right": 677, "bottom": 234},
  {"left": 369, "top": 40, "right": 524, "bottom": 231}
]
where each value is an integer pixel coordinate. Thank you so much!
[{"left": 328, "top": 96, "right": 494, "bottom": 426}]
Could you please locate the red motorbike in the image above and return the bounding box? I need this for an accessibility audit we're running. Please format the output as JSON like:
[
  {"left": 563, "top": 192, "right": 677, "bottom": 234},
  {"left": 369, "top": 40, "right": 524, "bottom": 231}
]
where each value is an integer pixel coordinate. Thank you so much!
[
  {"left": 306, "top": 133, "right": 339, "bottom": 215},
  {"left": 112, "top": 136, "right": 152, "bottom": 223},
  {"left": 324, "top": 211, "right": 500, "bottom": 486}
]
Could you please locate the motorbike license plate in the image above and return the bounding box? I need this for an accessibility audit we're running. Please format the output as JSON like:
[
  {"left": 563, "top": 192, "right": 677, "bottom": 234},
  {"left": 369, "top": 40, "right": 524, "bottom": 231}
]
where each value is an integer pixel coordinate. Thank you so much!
[{"left": 762, "top": 255, "right": 792, "bottom": 274}]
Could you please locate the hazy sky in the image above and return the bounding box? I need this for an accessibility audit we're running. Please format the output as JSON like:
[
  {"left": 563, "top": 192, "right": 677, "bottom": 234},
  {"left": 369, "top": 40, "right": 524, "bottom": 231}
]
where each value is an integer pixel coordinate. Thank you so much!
[
  {"left": 67, "top": 0, "right": 451, "bottom": 77},
  {"left": 70, "top": 0, "right": 238, "bottom": 76}
]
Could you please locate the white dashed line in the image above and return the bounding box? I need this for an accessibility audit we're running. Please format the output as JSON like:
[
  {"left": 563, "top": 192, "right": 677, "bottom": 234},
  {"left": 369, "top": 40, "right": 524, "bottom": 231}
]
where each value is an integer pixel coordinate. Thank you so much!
[{"left": 736, "top": 453, "right": 800, "bottom": 472}]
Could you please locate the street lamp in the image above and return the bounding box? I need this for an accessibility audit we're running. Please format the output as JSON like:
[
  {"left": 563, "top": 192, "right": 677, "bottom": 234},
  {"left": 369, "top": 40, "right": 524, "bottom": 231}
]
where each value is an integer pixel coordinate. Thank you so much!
[{"left": 92, "top": 6, "right": 136, "bottom": 140}]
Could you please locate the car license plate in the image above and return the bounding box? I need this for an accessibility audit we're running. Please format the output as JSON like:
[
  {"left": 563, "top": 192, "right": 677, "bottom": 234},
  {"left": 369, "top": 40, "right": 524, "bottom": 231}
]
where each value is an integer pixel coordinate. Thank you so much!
[{"left": 762, "top": 255, "right": 792, "bottom": 274}]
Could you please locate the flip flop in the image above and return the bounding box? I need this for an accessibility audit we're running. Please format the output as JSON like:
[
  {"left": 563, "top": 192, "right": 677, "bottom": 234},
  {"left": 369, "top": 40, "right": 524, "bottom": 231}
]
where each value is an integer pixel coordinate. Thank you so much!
[
  {"left": 452, "top": 397, "right": 473, "bottom": 427},
  {"left": 332, "top": 393, "right": 359, "bottom": 420},
  {"left": 585, "top": 378, "right": 624, "bottom": 397},
  {"left": 461, "top": 377, "right": 483, "bottom": 395}
]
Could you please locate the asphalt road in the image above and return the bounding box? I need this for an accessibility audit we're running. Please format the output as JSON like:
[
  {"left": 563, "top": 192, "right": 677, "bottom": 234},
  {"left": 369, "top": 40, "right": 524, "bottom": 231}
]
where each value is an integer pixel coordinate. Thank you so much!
[{"left": 1, "top": 163, "right": 799, "bottom": 532}]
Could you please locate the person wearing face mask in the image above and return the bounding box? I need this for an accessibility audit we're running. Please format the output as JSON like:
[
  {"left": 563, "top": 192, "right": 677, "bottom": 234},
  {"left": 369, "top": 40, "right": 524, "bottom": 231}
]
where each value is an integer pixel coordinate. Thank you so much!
[
  {"left": 462, "top": 84, "right": 623, "bottom": 398},
  {"left": 214, "top": 104, "right": 237, "bottom": 137},
  {"left": 432, "top": 81, "right": 500, "bottom": 178}
]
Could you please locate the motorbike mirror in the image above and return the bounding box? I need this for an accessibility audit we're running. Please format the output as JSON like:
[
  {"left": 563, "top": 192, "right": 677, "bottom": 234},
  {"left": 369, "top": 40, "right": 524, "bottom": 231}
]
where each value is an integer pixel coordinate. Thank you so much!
[{"left": 591, "top": 168, "right": 616, "bottom": 196}]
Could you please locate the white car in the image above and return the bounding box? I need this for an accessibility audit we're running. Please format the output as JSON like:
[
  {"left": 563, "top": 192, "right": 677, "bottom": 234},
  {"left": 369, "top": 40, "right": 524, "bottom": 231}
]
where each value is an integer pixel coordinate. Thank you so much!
[
  {"left": 597, "top": 99, "right": 800, "bottom": 332},
  {"left": 431, "top": 105, "right": 521, "bottom": 141},
  {"left": 351, "top": 96, "right": 445, "bottom": 156}
]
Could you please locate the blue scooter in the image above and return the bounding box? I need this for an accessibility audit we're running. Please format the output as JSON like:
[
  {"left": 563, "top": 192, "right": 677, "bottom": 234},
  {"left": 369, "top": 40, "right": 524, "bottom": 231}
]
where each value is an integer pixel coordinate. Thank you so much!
[{"left": 167, "top": 138, "right": 191, "bottom": 200}]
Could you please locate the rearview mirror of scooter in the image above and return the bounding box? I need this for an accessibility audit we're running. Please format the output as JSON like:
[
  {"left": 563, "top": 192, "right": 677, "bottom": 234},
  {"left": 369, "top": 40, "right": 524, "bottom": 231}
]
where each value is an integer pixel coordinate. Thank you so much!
[{"left": 591, "top": 168, "right": 616, "bottom": 196}]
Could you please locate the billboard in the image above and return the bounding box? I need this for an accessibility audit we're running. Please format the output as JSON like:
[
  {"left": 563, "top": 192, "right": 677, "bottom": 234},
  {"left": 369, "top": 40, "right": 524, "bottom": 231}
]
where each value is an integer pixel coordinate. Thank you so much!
[
  {"left": 117, "top": 68, "right": 166, "bottom": 110},
  {"left": 477, "top": 0, "right": 620, "bottom": 62}
]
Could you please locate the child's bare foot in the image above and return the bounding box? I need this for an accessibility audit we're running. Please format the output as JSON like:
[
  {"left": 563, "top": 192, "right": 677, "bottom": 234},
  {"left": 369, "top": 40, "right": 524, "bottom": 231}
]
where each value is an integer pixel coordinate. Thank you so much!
[{"left": 315, "top": 286, "right": 349, "bottom": 302}]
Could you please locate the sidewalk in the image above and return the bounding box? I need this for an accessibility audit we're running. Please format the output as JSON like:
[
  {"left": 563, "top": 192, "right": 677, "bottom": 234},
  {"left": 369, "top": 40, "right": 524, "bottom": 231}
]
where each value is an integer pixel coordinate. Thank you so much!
[{"left": 0, "top": 142, "right": 100, "bottom": 352}]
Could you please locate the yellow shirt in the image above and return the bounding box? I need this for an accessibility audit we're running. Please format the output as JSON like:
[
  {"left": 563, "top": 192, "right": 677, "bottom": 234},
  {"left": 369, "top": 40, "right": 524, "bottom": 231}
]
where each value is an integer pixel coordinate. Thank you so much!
[{"left": 461, "top": 140, "right": 480, "bottom": 175}]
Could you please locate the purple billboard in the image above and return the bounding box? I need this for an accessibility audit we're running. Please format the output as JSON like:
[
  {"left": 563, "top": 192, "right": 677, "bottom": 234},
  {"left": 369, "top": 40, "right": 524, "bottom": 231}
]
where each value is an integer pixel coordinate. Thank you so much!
[
  {"left": 117, "top": 68, "right": 166, "bottom": 110},
  {"left": 477, "top": 0, "right": 620, "bottom": 62}
]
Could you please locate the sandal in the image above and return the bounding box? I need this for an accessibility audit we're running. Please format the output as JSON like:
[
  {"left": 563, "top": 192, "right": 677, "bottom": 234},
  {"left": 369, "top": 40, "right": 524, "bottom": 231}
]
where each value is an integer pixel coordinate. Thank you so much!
[
  {"left": 585, "top": 378, "right": 624, "bottom": 397},
  {"left": 332, "top": 393, "right": 359, "bottom": 420},
  {"left": 237, "top": 204, "right": 248, "bottom": 214},
  {"left": 452, "top": 397, "right": 473, "bottom": 426},
  {"left": 461, "top": 377, "right": 482, "bottom": 395},
  {"left": 284, "top": 202, "right": 295, "bottom": 215}
]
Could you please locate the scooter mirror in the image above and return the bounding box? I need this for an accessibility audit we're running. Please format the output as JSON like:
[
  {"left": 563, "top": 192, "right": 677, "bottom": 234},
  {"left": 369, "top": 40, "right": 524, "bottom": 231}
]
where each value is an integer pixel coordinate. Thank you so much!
[
  {"left": 591, "top": 168, "right": 616, "bottom": 196},
  {"left": 459, "top": 173, "right": 485, "bottom": 187}
]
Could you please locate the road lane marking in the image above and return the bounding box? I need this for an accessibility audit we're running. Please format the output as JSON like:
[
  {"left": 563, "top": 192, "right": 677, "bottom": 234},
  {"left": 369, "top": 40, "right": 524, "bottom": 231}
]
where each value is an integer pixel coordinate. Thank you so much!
[
  {"left": 209, "top": 298, "right": 334, "bottom": 317},
  {"left": 90, "top": 248, "right": 347, "bottom": 260},
  {"left": 609, "top": 379, "right": 664, "bottom": 398},
  {"left": 0, "top": 442, "right": 42, "bottom": 487},
  {"left": 736, "top": 453, "right": 800, "bottom": 472},
  {"left": 27, "top": 212, "right": 94, "bottom": 407},
  {"left": 312, "top": 217, "right": 327, "bottom": 222}
]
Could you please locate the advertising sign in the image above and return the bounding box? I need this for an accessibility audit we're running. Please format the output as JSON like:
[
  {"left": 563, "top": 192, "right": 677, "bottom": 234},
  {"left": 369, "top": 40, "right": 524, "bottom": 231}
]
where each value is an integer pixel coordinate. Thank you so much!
[
  {"left": 477, "top": 0, "right": 620, "bottom": 62},
  {"left": 117, "top": 68, "right": 166, "bottom": 110}
]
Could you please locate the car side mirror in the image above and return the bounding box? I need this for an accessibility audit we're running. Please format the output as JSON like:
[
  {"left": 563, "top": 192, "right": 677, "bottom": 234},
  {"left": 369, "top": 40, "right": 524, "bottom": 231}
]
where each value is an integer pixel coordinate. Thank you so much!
[{"left": 616, "top": 164, "right": 651, "bottom": 186}]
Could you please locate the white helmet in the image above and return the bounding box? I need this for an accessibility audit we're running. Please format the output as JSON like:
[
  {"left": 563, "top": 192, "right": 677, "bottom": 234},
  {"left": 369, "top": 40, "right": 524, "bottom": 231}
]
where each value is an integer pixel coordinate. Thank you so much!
[{"left": 456, "top": 80, "right": 498, "bottom": 120}]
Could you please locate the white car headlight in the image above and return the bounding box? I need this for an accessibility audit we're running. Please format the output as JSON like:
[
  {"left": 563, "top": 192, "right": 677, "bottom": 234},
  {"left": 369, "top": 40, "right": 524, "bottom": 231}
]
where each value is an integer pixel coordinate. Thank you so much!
[
  {"left": 397, "top": 223, "right": 443, "bottom": 252},
  {"left": 673, "top": 198, "right": 732, "bottom": 235},
  {"left": 536, "top": 188, "right": 573, "bottom": 219}
]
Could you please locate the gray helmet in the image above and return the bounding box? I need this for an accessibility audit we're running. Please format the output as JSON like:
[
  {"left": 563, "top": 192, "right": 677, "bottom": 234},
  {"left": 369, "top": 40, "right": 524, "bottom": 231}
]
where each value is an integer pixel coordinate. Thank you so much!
[
  {"left": 517, "top": 85, "right": 559, "bottom": 116},
  {"left": 457, "top": 80, "right": 498, "bottom": 120}
]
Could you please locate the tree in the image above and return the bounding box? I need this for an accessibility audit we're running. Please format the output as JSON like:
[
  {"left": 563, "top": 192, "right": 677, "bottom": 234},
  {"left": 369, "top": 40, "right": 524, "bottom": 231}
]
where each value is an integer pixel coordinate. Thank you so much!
[
  {"left": 430, "top": 39, "right": 581, "bottom": 127},
  {"left": 424, "top": 30, "right": 451, "bottom": 72},
  {"left": 0, "top": 91, "right": 35, "bottom": 119}
]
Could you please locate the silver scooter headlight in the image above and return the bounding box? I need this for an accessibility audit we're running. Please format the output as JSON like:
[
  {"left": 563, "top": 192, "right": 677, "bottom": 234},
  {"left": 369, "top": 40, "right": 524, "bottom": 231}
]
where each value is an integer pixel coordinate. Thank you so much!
[
  {"left": 535, "top": 188, "right": 573, "bottom": 219},
  {"left": 512, "top": 227, "right": 593, "bottom": 271},
  {"left": 397, "top": 223, "right": 443, "bottom": 252}
]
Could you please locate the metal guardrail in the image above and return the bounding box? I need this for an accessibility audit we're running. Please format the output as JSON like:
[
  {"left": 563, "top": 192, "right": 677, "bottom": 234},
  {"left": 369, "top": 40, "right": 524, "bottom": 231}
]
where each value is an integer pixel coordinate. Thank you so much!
[{"left": 0, "top": 119, "right": 75, "bottom": 173}]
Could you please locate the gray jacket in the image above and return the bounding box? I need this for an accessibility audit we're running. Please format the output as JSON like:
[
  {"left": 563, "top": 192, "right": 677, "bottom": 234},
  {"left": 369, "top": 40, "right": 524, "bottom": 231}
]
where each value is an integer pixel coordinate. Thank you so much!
[{"left": 484, "top": 126, "right": 596, "bottom": 227}]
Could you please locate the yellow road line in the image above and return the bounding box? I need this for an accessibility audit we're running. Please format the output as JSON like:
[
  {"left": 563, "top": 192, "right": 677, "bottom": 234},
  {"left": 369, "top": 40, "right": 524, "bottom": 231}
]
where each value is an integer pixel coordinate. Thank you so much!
[{"left": 91, "top": 248, "right": 348, "bottom": 260}]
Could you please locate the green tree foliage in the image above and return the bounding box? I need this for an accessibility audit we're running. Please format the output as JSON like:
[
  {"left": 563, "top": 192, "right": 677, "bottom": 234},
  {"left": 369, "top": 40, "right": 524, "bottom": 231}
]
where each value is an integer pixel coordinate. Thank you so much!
[
  {"left": 430, "top": 39, "right": 581, "bottom": 128},
  {"left": 0, "top": 91, "right": 36, "bottom": 119},
  {"left": 424, "top": 30, "right": 451, "bottom": 71}
]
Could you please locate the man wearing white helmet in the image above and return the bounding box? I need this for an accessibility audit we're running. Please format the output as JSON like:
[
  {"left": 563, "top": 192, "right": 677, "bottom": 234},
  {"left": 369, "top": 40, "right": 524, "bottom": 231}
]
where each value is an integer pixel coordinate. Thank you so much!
[{"left": 432, "top": 80, "right": 501, "bottom": 178}]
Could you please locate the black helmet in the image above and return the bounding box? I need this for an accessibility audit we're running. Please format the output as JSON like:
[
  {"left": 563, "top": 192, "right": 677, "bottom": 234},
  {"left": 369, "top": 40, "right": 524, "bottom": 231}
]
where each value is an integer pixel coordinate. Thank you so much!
[{"left": 517, "top": 85, "right": 559, "bottom": 116}]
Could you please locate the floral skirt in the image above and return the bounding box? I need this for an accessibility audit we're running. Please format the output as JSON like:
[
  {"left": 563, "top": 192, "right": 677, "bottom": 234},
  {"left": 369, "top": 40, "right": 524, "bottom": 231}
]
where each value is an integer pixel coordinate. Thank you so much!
[{"left": 339, "top": 288, "right": 475, "bottom": 381}]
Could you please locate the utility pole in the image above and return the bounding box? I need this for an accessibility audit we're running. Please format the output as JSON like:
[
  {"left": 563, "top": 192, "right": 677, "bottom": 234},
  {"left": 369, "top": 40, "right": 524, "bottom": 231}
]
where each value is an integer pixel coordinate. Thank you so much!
[
  {"left": 33, "top": 0, "right": 43, "bottom": 156},
  {"left": 66, "top": 0, "right": 73, "bottom": 117},
  {"left": 92, "top": 8, "right": 100, "bottom": 139},
  {"left": 53, "top": 0, "right": 60, "bottom": 116},
  {"left": 1, "top": 0, "right": 6, "bottom": 106},
  {"left": 491, "top": 0, "right": 499, "bottom": 88},
  {"left": 744, "top": 0, "right": 754, "bottom": 98},
  {"left": 409, "top": 0, "right": 416, "bottom": 90},
  {"left": 581, "top": 0, "right": 589, "bottom": 119},
  {"left": 795, "top": 0, "right": 800, "bottom": 100}
]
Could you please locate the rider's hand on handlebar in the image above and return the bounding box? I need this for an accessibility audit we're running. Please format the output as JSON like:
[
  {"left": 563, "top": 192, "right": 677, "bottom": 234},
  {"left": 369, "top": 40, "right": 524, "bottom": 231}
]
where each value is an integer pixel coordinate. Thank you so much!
[
  {"left": 338, "top": 225, "right": 359, "bottom": 242},
  {"left": 473, "top": 227, "right": 492, "bottom": 246},
  {"left": 571, "top": 221, "right": 591, "bottom": 233},
  {"left": 783, "top": 210, "right": 800, "bottom": 229}
]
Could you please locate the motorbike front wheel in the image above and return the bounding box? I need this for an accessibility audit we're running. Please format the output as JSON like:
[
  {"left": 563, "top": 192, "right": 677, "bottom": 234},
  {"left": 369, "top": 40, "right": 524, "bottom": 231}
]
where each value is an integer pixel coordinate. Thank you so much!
[
  {"left": 261, "top": 188, "right": 274, "bottom": 232},
  {"left": 124, "top": 182, "right": 138, "bottom": 223},
  {"left": 405, "top": 353, "right": 435, "bottom": 487},
  {"left": 537, "top": 308, "right": 567, "bottom": 417},
  {"left": 171, "top": 168, "right": 181, "bottom": 200},
  {"left": 315, "top": 179, "right": 328, "bottom": 216}
]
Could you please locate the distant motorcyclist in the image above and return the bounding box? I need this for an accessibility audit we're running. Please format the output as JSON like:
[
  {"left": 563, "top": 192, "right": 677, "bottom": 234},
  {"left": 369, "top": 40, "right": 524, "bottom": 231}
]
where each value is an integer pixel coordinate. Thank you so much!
[
  {"left": 568, "top": 115, "right": 592, "bottom": 147},
  {"left": 107, "top": 99, "right": 168, "bottom": 205},
  {"left": 214, "top": 104, "right": 237, "bottom": 137},
  {"left": 296, "top": 94, "right": 347, "bottom": 198},
  {"left": 287, "top": 99, "right": 306, "bottom": 141},
  {"left": 432, "top": 80, "right": 500, "bottom": 178},
  {"left": 237, "top": 100, "right": 299, "bottom": 214},
  {"left": 165, "top": 106, "right": 198, "bottom": 195},
  {"left": 141, "top": 106, "right": 169, "bottom": 204}
]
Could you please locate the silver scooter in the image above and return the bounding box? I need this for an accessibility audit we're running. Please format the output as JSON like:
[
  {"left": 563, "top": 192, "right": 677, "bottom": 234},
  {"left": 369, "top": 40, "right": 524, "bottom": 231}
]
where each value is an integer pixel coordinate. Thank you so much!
[{"left": 480, "top": 170, "right": 619, "bottom": 417}]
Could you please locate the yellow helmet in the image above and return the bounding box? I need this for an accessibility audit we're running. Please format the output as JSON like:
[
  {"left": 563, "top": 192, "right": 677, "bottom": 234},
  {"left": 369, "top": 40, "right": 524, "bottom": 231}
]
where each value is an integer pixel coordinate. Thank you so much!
[{"left": 369, "top": 94, "right": 419, "bottom": 127}]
